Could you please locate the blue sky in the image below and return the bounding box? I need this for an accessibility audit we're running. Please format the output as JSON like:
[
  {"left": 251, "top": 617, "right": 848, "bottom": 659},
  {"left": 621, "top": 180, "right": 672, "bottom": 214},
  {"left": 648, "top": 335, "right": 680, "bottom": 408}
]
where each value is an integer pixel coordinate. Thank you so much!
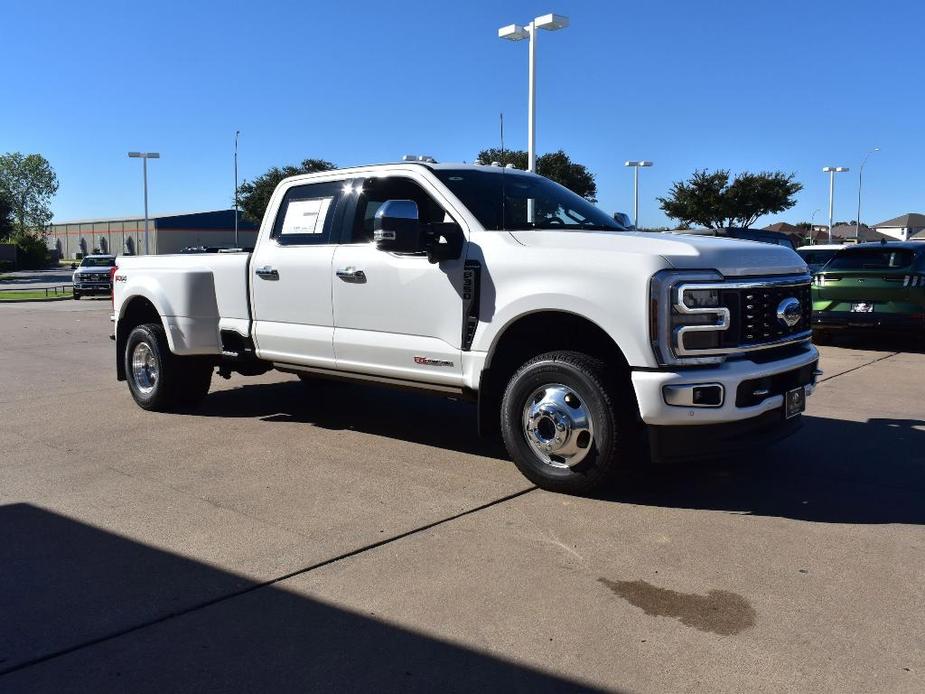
[{"left": 2, "top": 0, "right": 922, "bottom": 229}]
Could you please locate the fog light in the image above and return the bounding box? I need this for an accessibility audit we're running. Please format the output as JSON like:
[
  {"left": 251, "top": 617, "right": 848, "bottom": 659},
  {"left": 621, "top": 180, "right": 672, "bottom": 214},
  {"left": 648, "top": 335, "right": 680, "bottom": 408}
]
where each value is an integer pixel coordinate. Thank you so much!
[{"left": 663, "top": 383, "right": 724, "bottom": 408}]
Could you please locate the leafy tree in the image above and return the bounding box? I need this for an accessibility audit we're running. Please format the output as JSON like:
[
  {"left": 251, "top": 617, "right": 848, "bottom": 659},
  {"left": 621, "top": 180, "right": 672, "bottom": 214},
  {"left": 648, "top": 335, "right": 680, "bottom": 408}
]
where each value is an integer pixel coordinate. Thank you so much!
[
  {"left": 0, "top": 191, "right": 13, "bottom": 241},
  {"left": 657, "top": 170, "right": 731, "bottom": 229},
  {"left": 476, "top": 148, "right": 598, "bottom": 201},
  {"left": 0, "top": 152, "right": 59, "bottom": 236},
  {"left": 725, "top": 171, "right": 803, "bottom": 228},
  {"left": 658, "top": 169, "right": 802, "bottom": 229},
  {"left": 237, "top": 158, "right": 336, "bottom": 223}
]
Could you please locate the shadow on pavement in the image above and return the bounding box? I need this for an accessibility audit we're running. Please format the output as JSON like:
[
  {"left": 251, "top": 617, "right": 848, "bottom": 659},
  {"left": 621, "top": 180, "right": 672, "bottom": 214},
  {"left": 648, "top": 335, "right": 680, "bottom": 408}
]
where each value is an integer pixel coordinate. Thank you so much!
[
  {"left": 606, "top": 415, "right": 925, "bottom": 525},
  {"left": 820, "top": 332, "right": 924, "bottom": 354},
  {"left": 194, "top": 381, "right": 925, "bottom": 525},
  {"left": 195, "top": 379, "right": 508, "bottom": 459},
  {"left": 0, "top": 503, "right": 603, "bottom": 693}
]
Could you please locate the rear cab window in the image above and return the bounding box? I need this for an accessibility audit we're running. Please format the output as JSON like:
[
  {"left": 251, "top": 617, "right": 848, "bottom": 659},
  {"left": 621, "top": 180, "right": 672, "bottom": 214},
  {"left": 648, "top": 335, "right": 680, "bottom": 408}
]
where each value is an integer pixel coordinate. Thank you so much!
[
  {"left": 798, "top": 249, "right": 838, "bottom": 266},
  {"left": 827, "top": 248, "right": 916, "bottom": 271}
]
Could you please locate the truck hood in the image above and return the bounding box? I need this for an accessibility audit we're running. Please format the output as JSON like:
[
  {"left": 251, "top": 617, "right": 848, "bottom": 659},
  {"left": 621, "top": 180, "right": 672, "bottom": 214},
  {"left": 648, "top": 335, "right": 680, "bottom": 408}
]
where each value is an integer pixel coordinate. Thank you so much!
[{"left": 508, "top": 230, "right": 808, "bottom": 277}]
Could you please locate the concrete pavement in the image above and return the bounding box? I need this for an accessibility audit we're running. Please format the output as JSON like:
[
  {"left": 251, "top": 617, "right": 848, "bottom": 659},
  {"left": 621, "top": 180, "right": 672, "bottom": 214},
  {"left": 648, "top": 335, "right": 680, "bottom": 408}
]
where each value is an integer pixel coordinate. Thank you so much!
[{"left": 0, "top": 300, "right": 922, "bottom": 692}]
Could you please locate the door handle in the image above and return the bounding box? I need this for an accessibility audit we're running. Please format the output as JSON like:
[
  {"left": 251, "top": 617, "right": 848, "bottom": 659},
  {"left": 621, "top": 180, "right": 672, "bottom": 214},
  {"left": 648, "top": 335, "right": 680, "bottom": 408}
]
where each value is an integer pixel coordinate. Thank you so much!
[
  {"left": 255, "top": 266, "right": 279, "bottom": 280},
  {"left": 336, "top": 268, "right": 366, "bottom": 283}
]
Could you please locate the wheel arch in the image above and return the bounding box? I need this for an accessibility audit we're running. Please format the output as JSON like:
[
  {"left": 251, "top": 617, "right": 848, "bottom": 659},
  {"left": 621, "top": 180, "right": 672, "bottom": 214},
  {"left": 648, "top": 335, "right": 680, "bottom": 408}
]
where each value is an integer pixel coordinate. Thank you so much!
[
  {"left": 477, "top": 310, "right": 634, "bottom": 438},
  {"left": 116, "top": 295, "right": 165, "bottom": 381}
]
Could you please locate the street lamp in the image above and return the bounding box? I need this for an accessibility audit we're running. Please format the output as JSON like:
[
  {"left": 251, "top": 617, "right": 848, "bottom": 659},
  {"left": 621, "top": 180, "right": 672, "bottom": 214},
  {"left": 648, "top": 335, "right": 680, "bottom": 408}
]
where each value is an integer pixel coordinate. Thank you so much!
[
  {"left": 624, "top": 161, "right": 653, "bottom": 229},
  {"left": 822, "top": 166, "right": 849, "bottom": 244},
  {"left": 810, "top": 208, "right": 821, "bottom": 245},
  {"left": 498, "top": 13, "right": 570, "bottom": 174},
  {"left": 128, "top": 152, "right": 160, "bottom": 255},
  {"left": 855, "top": 147, "right": 879, "bottom": 240}
]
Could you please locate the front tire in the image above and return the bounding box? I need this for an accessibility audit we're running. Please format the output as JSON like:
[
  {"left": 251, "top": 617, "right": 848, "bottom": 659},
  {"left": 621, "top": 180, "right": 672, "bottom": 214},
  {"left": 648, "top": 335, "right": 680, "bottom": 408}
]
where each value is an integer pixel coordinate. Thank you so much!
[
  {"left": 125, "top": 323, "right": 212, "bottom": 411},
  {"left": 73, "top": 292, "right": 81, "bottom": 300},
  {"left": 500, "top": 351, "right": 639, "bottom": 495}
]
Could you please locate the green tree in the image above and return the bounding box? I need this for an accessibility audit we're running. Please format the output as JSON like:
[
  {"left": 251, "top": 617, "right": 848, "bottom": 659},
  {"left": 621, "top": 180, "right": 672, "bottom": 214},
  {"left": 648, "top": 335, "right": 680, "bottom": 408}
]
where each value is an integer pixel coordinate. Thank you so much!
[
  {"left": 236, "top": 158, "right": 336, "bottom": 224},
  {"left": 476, "top": 148, "right": 598, "bottom": 201},
  {"left": 0, "top": 152, "right": 59, "bottom": 236},
  {"left": 658, "top": 169, "right": 802, "bottom": 229},
  {"left": 0, "top": 190, "right": 13, "bottom": 241},
  {"left": 657, "top": 169, "right": 731, "bottom": 229}
]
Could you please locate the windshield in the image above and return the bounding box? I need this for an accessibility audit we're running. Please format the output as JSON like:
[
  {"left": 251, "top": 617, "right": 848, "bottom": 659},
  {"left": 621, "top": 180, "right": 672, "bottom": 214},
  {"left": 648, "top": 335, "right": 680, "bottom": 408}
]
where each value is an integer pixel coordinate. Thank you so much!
[
  {"left": 826, "top": 248, "right": 916, "bottom": 271},
  {"left": 80, "top": 257, "right": 116, "bottom": 267},
  {"left": 433, "top": 169, "right": 625, "bottom": 232}
]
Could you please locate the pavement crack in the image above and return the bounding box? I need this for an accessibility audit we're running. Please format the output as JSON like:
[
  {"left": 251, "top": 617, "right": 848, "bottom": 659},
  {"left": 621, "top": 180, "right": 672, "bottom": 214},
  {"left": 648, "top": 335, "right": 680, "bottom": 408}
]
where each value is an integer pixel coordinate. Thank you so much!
[
  {"left": 819, "top": 351, "right": 900, "bottom": 384},
  {"left": 102, "top": 464, "right": 317, "bottom": 539},
  {"left": 0, "top": 485, "right": 537, "bottom": 678}
]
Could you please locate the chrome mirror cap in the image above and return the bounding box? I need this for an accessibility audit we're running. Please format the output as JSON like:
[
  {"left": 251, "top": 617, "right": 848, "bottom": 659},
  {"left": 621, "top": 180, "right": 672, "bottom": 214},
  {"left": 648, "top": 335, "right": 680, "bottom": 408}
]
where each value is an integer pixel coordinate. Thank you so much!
[{"left": 375, "top": 200, "right": 419, "bottom": 222}]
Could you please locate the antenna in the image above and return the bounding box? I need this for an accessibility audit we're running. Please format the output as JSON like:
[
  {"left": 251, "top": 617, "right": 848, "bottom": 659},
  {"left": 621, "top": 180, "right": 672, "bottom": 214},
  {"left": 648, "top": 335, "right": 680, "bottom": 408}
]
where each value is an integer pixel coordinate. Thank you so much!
[
  {"left": 500, "top": 112, "right": 505, "bottom": 160},
  {"left": 499, "top": 112, "right": 507, "bottom": 230}
]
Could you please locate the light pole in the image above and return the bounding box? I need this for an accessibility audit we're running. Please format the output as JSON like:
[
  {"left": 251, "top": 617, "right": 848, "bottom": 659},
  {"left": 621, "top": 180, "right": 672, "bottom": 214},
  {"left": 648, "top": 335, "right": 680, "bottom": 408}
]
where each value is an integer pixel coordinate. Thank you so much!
[
  {"left": 855, "top": 147, "right": 879, "bottom": 240},
  {"left": 810, "top": 208, "right": 821, "bottom": 245},
  {"left": 822, "top": 166, "right": 849, "bottom": 244},
  {"left": 234, "top": 130, "right": 240, "bottom": 248},
  {"left": 128, "top": 152, "right": 160, "bottom": 255},
  {"left": 624, "top": 161, "right": 653, "bottom": 229},
  {"left": 498, "top": 13, "right": 570, "bottom": 174}
]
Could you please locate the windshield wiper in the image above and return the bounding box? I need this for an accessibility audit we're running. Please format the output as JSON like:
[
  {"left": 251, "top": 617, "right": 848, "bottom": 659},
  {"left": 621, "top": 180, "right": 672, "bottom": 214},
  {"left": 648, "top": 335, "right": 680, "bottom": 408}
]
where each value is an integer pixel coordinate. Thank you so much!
[{"left": 577, "top": 223, "right": 622, "bottom": 231}]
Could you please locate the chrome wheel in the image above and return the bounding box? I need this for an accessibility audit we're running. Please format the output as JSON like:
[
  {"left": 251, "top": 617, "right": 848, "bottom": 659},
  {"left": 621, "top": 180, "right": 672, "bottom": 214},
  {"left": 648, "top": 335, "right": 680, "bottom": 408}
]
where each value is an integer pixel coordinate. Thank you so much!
[
  {"left": 131, "top": 341, "right": 159, "bottom": 395},
  {"left": 522, "top": 383, "right": 594, "bottom": 469}
]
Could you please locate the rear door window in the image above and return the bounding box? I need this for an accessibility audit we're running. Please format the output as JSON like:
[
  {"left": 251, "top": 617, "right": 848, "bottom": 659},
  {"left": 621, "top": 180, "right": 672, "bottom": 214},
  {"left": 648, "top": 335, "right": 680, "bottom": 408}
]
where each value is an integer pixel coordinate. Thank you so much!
[{"left": 271, "top": 181, "right": 346, "bottom": 246}]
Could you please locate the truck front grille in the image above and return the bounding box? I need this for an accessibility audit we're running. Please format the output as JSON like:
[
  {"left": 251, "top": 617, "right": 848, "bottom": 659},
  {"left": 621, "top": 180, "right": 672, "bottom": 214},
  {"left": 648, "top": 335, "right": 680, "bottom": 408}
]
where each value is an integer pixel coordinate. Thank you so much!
[{"left": 719, "top": 281, "right": 812, "bottom": 349}]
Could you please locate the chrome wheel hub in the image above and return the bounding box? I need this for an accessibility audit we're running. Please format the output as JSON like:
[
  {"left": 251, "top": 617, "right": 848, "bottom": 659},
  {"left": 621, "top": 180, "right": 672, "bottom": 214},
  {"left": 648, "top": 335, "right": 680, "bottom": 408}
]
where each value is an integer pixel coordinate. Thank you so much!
[
  {"left": 522, "top": 383, "right": 594, "bottom": 468},
  {"left": 131, "top": 342, "right": 158, "bottom": 395}
]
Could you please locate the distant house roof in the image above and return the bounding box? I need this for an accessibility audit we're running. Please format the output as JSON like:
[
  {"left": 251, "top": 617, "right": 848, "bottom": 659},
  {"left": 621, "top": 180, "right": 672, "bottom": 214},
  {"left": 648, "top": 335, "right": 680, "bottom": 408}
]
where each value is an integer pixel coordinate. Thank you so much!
[
  {"left": 763, "top": 222, "right": 801, "bottom": 233},
  {"left": 828, "top": 224, "right": 891, "bottom": 242},
  {"left": 872, "top": 213, "right": 925, "bottom": 229}
]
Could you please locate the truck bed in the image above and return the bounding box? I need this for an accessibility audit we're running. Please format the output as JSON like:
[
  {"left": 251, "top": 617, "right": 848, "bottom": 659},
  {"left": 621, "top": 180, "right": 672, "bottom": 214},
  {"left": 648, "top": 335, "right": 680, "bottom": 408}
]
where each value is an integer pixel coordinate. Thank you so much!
[{"left": 113, "top": 251, "right": 252, "bottom": 355}]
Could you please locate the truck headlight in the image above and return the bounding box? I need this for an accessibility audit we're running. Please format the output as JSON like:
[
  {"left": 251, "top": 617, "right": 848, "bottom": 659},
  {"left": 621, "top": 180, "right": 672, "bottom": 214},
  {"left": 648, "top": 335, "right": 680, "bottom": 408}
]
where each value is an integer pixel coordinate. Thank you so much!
[{"left": 649, "top": 270, "right": 729, "bottom": 366}]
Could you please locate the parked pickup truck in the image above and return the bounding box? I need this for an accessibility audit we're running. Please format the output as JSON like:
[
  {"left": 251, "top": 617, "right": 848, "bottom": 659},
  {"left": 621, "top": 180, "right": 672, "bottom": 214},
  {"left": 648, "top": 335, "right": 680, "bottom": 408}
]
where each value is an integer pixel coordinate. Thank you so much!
[
  {"left": 113, "top": 160, "right": 820, "bottom": 494},
  {"left": 73, "top": 254, "right": 117, "bottom": 299}
]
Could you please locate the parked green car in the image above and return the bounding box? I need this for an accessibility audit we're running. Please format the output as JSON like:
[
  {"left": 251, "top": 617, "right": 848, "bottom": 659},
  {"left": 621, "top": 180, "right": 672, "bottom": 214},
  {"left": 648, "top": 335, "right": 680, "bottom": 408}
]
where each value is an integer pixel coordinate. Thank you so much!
[{"left": 812, "top": 242, "right": 925, "bottom": 344}]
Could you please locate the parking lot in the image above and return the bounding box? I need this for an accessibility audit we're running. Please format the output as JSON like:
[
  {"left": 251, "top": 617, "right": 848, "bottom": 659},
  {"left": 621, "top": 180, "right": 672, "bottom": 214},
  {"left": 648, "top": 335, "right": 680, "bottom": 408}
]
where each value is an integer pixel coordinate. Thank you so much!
[{"left": 1, "top": 299, "right": 922, "bottom": 693}]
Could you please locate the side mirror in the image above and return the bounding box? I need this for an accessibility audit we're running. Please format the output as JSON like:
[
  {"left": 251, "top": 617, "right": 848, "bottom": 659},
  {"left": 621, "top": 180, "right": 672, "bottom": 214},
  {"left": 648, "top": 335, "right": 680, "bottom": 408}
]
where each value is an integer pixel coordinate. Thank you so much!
[
  {"left": 373, "top": 199, "right": 465, "bottom": 264},
  {"left": 613, "top": 212, "right": 633, "bottom": 230},
  {"left": 373, "top": 200, "right": 424, "bottom": 253}
]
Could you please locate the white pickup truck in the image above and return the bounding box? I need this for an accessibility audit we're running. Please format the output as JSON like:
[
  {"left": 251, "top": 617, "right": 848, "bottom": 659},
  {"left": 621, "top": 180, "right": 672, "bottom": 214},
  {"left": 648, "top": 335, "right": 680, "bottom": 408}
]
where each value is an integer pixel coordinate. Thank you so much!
[{"left": 113, "top": 160, "right": 819, "bottom": 494}]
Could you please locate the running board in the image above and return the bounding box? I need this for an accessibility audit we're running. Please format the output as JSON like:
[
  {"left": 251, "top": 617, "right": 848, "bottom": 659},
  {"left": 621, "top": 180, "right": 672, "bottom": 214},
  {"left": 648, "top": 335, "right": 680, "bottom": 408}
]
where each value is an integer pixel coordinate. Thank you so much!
[{"left": 273, "top": 362, "right": 472, "bottom": 399}]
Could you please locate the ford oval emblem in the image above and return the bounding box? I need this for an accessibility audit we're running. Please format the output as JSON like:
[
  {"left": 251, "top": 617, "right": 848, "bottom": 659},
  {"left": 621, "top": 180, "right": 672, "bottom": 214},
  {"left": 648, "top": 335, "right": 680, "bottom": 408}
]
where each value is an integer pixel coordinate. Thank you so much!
[{"left": 777, "top": 297, "right": 802, "bottom": 328}]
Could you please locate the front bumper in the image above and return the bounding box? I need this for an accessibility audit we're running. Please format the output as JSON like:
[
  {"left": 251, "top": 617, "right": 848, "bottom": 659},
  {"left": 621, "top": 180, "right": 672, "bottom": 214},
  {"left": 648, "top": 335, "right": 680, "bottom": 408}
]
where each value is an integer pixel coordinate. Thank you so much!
[
  {"left": 74, "top": 282, "right": 112, "bottom": 295},
  {"left": 630, "top": 344, "right": 819, "bottom": 426},
  {"left": 813, "top": 311, "right": 924, "bottom": 333}
]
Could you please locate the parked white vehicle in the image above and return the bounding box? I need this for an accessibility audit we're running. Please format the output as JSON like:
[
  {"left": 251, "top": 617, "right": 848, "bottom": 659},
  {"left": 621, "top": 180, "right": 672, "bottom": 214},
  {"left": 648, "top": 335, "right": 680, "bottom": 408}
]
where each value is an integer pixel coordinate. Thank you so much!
[{"left": 112, "top": 161, "right": 820, "bottom": 494}]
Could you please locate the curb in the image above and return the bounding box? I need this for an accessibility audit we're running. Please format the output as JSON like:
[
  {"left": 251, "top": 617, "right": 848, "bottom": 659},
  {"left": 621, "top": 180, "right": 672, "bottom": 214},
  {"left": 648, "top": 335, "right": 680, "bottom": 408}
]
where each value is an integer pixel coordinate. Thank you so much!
[{"left": 0, "top": 296, "right": 75, "bottom": 304}]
